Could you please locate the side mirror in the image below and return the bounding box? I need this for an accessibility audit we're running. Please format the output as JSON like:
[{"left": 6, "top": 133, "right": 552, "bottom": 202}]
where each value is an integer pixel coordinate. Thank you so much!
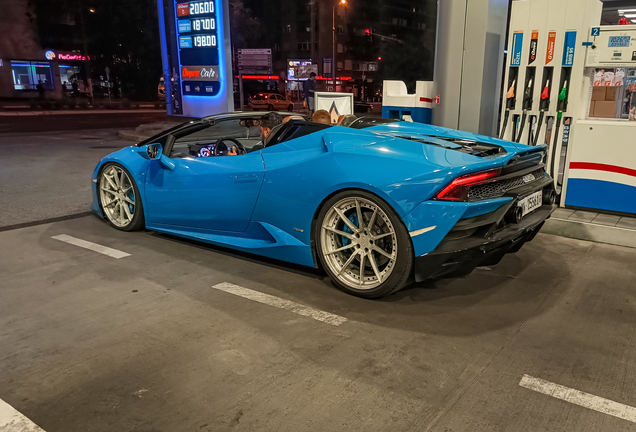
[
  {"left": 138, "top": 143, "right": 175, "bottom": 170},
  {"left": 138, "top": 143, "right": 162, "bottom": 160}
]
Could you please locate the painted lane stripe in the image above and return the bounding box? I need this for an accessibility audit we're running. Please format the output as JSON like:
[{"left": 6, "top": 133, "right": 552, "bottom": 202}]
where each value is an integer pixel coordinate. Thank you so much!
[
  {"left": 519, "top": 374, "right": 636, "bottom": 424},
  {"left": 51, "top": 234, "right": 130, "bottom": 259},
  {"left": 212, "top": 283, "right": 348, "bottom": 326},
  {"left": 0, "top": 398, "right": 45, "bottom": 431}
]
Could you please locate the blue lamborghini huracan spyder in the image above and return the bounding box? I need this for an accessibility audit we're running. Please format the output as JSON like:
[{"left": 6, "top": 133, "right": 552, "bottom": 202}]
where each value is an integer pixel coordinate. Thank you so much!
[{"left": 91, "top": 112, "right": 556, "bottom": 298}]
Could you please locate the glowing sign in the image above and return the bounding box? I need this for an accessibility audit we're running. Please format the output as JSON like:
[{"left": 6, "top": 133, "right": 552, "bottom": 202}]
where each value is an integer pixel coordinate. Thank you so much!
[
  {"left": 45, "top": 50, "right": 56, "bottom": 60},
  {"left": 175, "top": 0, "right": 220, "bottom": 96}
]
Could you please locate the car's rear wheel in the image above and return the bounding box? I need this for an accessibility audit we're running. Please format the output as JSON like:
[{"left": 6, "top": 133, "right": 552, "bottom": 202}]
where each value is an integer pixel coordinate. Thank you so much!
[
  {"left": 267, "top": 104, "right": 274, "bottom": 111},
  {"left": 316, "top": 191, "right": 413, "bottom": 298},
  {"left": 288, "top": 104, "right": 294, "bottom": 111},
  {"left": 99, "top": 163, "right": 144, "bottom": 231}
]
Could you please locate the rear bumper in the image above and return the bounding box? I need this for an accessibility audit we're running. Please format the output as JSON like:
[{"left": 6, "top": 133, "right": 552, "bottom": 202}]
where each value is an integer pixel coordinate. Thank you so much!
[{"left": 414, "top": 203, "right": 556, "bottom": 282}]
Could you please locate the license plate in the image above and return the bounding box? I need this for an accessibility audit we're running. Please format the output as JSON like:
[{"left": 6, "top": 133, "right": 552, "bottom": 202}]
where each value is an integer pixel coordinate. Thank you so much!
[{"left": 518, "top": 190, "right": 543, "bottom": 217}]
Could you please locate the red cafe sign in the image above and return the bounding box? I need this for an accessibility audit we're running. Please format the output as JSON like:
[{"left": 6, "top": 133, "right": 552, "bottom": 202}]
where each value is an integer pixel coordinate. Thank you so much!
[
  {"left": 45, "top": 50, "right": 90, "bottom": 61},
  {"left": 181, "top": 65, "right": 220, "bottom": 81}
]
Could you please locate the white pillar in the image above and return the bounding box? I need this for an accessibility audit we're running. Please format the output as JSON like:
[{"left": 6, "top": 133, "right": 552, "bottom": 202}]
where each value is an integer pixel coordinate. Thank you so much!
[{"left": 434, "top": 0, "right": 510, "bottom": 136}]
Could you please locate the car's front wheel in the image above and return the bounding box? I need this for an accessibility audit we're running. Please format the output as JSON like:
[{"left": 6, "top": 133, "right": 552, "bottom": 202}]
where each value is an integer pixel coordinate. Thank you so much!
[
  {"left": 315, "top": 191, "right": 413, "bottom": 298},
  {"left": 98, "top": 163, "right": 145, "bottom": 231}
]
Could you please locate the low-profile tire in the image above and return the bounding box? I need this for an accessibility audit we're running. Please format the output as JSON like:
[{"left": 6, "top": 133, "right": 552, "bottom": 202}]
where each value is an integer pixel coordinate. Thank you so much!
[
  {"left": 315, "top": 190, "right": 414, "bottom": 299},
  {"left": 267, "top": 104, "right": 274, "bottom": 111},
  {"left": 288, "top": 104, "right": 294, "bottom": 112},
  {"left": 98, "top": 163, "right": 145, "bottom": 231}
]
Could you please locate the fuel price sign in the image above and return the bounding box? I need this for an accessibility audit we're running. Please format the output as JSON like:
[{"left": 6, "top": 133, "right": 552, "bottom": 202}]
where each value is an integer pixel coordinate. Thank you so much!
[{"left": 175, "top": 0, "right": 220, "bottom": 96}]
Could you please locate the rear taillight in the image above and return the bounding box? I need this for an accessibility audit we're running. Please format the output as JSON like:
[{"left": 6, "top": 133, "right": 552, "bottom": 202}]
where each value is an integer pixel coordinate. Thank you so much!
[{"left": 435, "top": 168, "right": 501, "bottom": 201}]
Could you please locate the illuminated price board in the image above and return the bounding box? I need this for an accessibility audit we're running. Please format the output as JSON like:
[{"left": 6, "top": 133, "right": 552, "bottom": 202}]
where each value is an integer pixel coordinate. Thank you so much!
[{"left": 175, "top": 0, "right": 220, "bottom": 96}]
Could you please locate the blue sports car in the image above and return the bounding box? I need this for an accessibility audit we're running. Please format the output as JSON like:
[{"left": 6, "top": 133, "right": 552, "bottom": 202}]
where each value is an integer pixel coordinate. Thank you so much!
[{"left": 91, "top": 112, "right": 556, "bottom": 298}]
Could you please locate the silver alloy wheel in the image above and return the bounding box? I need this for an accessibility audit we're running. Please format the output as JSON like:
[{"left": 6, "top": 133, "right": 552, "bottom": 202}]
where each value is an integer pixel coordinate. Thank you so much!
[
  {"left": 320, "top": 197, "right": 398, "bottom": 290},
  {"left": 99, "top": 165, "right": 136, "bottom": 228}
]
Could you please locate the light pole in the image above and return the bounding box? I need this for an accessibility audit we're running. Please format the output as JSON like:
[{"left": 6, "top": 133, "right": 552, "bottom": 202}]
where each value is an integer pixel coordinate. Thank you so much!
[{"left": 332, "top": 0, "right": 345, "bottom": 90}]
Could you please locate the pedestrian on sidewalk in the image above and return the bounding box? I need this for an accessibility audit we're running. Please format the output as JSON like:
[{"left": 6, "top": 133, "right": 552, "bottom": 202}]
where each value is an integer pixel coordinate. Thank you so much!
[
  {"left": 36, "top": 81, "right": 46, "bottom": 99},
  {"left": 304, "top": 72, "right": 316, "bottom": 115}
]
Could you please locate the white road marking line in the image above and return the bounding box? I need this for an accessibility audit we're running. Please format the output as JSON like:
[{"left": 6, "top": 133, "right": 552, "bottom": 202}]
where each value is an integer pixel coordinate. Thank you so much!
[
  {"left": 51, "top": 234, "right": 130, "bottom": 259},
  {"left": 0, "top": 398, "right": 45, "bottom": 431},
  {"left": 519, "top": 374, "right": 636, "bottom": 424},
  {"left": 212, "top": 282, "right": 348, "bottom": 326}
]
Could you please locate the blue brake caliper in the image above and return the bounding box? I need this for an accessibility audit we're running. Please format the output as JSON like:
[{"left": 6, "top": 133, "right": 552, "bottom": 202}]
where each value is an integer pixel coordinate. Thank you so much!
[{"left": 342, "top": 213, "right": 359, "bottom": 246}]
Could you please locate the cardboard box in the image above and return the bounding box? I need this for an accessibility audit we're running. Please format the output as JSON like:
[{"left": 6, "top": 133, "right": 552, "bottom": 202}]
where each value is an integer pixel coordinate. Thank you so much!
[
  {"left": 592, "top": 86, "right": 607, "bottom": 101},
  {"left": 605, "top": 86, "right": 619, "bottom": 101},
  {"left": 589, "top": 101, "right": 595, "bottom": 117},
  {"left": 592, "top": 101, "right": 615, "bottom": 118}
]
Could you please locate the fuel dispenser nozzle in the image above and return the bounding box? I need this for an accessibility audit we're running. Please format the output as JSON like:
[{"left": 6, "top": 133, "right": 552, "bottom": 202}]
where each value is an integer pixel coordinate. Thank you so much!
[
  {"left": 532, "top": 79, "right": 551, "bottom": 146},
  {"left": 550, "top": 80, "right": 569, "bottom": 181},
  {"left": 515, "top": 77, "right": 534, "bottom": 143},
  {"left": 499, "top": 80, "right": 516, "bottom": 140}
]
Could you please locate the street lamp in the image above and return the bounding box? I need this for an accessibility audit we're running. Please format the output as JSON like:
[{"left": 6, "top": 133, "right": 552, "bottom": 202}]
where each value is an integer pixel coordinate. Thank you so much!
[{"left": 333, "top": 0, "right": 346, "bottom": 90}]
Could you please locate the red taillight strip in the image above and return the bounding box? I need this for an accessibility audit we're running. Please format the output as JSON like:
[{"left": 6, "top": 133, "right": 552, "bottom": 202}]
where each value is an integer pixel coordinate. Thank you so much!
[{"left": 436, "top": 169, "right": 501, "bottom": 201}]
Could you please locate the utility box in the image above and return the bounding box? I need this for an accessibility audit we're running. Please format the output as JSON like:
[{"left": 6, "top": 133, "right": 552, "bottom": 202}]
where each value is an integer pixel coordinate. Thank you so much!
[{"left": 381, "top": 80, "right": 434, "bottom": 124}]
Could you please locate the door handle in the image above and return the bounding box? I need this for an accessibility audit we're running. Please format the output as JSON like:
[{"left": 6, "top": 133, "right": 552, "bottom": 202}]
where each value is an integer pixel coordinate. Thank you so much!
[{"left": 234, "top": 175, "right": 259, "bottom": 183}]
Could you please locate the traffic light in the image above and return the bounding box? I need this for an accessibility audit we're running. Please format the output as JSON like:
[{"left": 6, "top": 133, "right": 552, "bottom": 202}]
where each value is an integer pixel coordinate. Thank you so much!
[{"left": 365, "top": 28, "right": 371, "bottom": 35}]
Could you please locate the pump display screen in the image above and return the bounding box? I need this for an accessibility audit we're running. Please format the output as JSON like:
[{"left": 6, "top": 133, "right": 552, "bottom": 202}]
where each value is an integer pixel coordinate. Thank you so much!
[
  {"left": 175, "top": 0, "right": 220, "bottom": 96},
  {"left": 608, "top": 36, "right": 631, "bottom": 48}
]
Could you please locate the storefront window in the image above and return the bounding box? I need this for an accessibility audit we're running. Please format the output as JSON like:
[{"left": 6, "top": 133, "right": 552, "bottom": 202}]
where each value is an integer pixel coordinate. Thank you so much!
[
  {"left": 59, "top": 64, "right": 82, "bottom": 90},
  {"left": 10, "top": 61, "right": 54, "bottom": 90}
]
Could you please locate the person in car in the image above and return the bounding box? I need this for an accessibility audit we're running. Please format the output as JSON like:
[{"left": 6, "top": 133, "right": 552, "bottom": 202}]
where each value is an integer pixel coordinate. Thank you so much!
[
  {"left": 228, "top": 112, "right": 283, "bottom": 155},
  {"left": 312, "top": 109, "right": 332, "bottom": 125}
]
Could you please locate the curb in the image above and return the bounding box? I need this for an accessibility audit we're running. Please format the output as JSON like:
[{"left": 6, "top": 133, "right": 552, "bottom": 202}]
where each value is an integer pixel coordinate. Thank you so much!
[{"left": 0, "top": 109, "right": 165, "bottom": 117}]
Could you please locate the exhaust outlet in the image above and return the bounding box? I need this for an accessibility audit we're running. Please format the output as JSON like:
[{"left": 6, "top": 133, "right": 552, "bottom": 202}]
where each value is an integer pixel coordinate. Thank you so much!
[
  {"left": 543, "top": 190, "right": 556, "bottom": 205},
  {"left": 505, "top": 206, "right": 524, "bottom": 224}
]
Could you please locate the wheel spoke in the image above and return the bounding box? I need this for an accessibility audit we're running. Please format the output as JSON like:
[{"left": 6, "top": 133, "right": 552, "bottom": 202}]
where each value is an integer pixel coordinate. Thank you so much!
[
  {"left": 123, "top": 196, "right": 135, "bottom": 205},
  {"left": 325, "top": 243, "right": 356, "bottom": 255},
  {"left": 355, "top": 199, "right": 365, "bottom": 230},
  {"left": 122, "top": 202, "right": 133, "bottom": 220},
  {"left": 337, "top": 250, "right": 359, "bottom": 276},
  {"left": 323, "top": 225, "right": 354, "bottom": 240},
  {"left": 104, "top": 174, "right": 117, "bottom": 190},
  {"left": 335, "top": 208, "right": 358, "bottom": 233},
  {"left": 359, "top": 254, "right": 366, "bottom": 286},
  {"left": 372, "top": 231, "right": 394, "bottom": 241},
  {"left": 367, "top": 209, "right": 378, "bottom": 232},
  {"left": 119, "top": 202, "right": 125, "bottom": 222},
  {"left": 104, "top": 199, "right": 119, "bottom": 208},
  {"left": 369, "top": 253, "right": 383, "bottom": 283},
  {"left": 373, "top": 245, "right": 393, "bottom": 260},
  {"left": 100, "top": 187, "right": 116, "bottom": 196}
]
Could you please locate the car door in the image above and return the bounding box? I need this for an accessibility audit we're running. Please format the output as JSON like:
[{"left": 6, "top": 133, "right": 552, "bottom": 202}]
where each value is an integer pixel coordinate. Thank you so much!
[
  {"left": 144, "top": 119, "right": 265, "bottom": 232},
  {"left": 274, "top": 94, "right": 285, "bottom": 110}
]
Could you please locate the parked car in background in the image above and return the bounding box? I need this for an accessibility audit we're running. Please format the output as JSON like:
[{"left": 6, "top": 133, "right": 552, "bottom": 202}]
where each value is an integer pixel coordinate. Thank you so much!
[
  {"left": 250, "top": 93, "right": 294, "bottom": 111},
  {"left": 354, "top": 100, "right": 373, "bottom": 114}
]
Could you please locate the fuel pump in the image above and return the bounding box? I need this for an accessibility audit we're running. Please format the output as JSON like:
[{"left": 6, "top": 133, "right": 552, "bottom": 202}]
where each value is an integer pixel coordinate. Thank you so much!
[{"left": 499, "top": 80, "right": 517, "bottom": 139}]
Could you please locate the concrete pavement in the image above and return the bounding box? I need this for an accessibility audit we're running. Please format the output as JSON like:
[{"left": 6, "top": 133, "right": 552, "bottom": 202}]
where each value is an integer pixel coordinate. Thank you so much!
[{"left": 2, "top": 127, "right": 636, "bottom": 431}]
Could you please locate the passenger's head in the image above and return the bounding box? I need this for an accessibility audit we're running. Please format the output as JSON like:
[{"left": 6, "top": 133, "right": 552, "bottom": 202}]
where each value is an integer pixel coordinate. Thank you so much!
[
  {"left": 260, "top": 112, "right": 283, "bottom": 141},
  {"left": 312, "top": 109, "right": 332, "bottom": 125},
  {"left": 283, "top": 115, "right": 304, "bottom": 123},
  {"left": 336, "top": 115, "right": 346, "bottom": 125},
  {"left": 309, "top": 72, "right": 317, "bottom": 81}
]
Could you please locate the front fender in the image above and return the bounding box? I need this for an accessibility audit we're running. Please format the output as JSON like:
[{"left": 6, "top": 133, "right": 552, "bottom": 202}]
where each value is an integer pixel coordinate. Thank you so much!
[{"left": 90, "top": 146, "right": 152, "bottom": 221}]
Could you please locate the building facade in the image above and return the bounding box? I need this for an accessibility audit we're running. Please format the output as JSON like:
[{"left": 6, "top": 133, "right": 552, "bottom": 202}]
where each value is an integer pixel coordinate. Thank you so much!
[{"left": 243, "top": 0, "right": 436, "bottom": 99}]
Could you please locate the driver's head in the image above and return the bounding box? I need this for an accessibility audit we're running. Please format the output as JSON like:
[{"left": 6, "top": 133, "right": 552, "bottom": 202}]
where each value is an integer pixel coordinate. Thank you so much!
[{"left": 260, "top": 112, "right": 283, "bottom": 141}]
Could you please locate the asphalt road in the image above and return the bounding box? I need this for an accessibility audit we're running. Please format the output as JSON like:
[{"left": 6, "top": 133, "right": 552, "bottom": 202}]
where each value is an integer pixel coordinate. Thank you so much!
[
  {"left": 2, "top": 126, "right": 636, "bottom": 431},
  {"left": 0, "top": 111, "right": 169, "bottom": 134}
]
